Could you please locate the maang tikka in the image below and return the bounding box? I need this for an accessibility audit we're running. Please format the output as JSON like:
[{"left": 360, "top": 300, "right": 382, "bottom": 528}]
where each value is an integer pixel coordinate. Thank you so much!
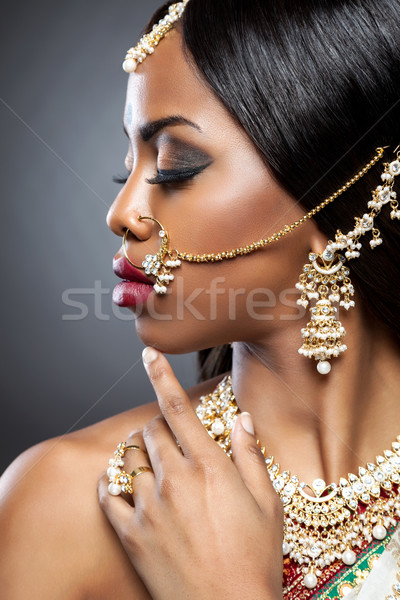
[{"left": 123, "top": 147, "right": 400, "bottom": 374}]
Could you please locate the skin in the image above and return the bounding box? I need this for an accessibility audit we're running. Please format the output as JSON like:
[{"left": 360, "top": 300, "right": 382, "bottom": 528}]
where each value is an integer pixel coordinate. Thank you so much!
[
  {"left": 98, "top": 350, "right": 283, "bottom": 600},
  {"left": 1, "top": 23, "right": 400, "bottom": 600}
]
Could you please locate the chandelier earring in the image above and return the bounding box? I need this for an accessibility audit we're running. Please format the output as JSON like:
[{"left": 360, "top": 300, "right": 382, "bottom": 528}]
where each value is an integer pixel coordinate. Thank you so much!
[{"left": 297, "top": 147, "right": 400, "bottom": 374}]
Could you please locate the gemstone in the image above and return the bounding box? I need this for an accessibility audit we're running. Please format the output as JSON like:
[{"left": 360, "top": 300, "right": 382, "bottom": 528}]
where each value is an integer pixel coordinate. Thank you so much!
[
  {"left": 283, "top": 483, "right": 296, "bottom": 497},
  {"left": 342, "top": 487, "right": 354, "bottom": 500},
  {"left": 353, "top": 482, "right": 364, "bottom": 494},
  {"left": 322, "top": 249, "right": 334, "bottom": 260},
  {"left": 389, "top": 160, "right": 400, "bottom": 176},
  {"left": 309, "top": 252, "right": 317, "bottom": 261},
  {"left": 382, "top": 461, "right": 394, "bottom": 473},
  {"left": 312, "top": 479, "right": 326, "bottom": 494},
  {"left": 274, "top": 476, "right": 285, "bottom": 492},
  {"left": 361, "top": 475, "right": 374, "bottom": 487},
  {"left": 379, "top": 189, "right": 391, "bottom": 203},
  {"left": 309, "top": 545, "right": 322, "bottom": 558}
]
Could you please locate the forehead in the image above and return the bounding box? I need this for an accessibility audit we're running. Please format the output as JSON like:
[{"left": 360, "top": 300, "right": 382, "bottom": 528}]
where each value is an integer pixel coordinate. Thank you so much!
[{"left": 123, "top": 27, "right": 228, "bottom": 134}]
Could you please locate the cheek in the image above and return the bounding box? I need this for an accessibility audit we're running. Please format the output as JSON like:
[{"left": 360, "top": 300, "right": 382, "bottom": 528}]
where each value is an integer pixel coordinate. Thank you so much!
[
  {"left": 134, "top": 231, "right": 307, "bottom": 345},
  {"left": 133, "top": 163, "right": 312, "bottom": 349}
]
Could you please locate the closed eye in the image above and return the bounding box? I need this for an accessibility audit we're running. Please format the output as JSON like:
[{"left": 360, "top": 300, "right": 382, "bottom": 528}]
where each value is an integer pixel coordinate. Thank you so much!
[
  {"left": 113, "top": 162, "right": 212, "bottom": 187},
  {"left": 145, "top": 165, "right": 210, "bottom": 185}
]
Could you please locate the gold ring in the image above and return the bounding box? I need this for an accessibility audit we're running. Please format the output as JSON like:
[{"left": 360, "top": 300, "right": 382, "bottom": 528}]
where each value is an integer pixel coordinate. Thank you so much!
[
  {"left": 130, "top": 466, "right": 153, "bottom": 479},
  {"left": 107, "top": 441, "right": 149, "bottom": 496},
  {"left": 125, "top": 444, "right": 148, "bottom": 454}
]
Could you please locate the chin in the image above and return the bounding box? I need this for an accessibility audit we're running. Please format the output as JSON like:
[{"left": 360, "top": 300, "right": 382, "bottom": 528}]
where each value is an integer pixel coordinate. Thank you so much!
[{"left": 133, "top": 318, "right": 212, "bottom": 355}]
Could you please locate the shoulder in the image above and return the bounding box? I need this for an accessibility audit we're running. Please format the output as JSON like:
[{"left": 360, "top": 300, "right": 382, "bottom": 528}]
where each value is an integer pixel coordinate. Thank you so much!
[{"left": 0, "top": 372, "right": 226, "bottom": 599}]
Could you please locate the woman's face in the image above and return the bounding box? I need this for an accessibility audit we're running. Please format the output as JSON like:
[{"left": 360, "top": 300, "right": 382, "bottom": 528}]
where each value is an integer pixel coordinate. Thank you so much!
[{"left": 107, "top": 27, "right": 321, "bottom": 353}]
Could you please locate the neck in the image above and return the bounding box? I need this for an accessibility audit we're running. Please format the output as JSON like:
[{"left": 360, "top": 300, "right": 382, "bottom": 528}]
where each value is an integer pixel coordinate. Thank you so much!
[{"left": 230, "top": 305, "right": 400, "bottom": 485}]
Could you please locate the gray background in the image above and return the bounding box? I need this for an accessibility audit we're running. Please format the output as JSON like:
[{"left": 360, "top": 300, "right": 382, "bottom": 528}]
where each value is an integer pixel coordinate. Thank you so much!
[{"left": 0, "top": 0, "right": 198, "bottom": 474}]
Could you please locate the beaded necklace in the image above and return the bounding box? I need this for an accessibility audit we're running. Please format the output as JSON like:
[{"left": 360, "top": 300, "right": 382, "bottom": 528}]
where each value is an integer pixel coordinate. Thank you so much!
[{"left": 196, "top": 374, "right": 400, "bottom": 591}]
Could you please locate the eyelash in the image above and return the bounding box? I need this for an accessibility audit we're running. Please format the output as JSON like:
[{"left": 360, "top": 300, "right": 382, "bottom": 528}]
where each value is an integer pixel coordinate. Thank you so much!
[
  {"left": 146, "top": 168, "right": 202, "bottom": 185},
  {"left": 113, "top": 165, "right": 209, "bottom": 187}
]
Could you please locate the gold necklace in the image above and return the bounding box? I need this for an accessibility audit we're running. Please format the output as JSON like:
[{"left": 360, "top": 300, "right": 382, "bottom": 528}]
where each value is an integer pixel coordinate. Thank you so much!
[{"left": 196, "top": 374, "right": 400, "bottom": 591}]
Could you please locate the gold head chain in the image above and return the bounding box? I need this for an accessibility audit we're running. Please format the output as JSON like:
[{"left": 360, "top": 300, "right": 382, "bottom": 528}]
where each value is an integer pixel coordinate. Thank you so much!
[{"left": 122, "top": 1, "right": 189, "bottom": 73}]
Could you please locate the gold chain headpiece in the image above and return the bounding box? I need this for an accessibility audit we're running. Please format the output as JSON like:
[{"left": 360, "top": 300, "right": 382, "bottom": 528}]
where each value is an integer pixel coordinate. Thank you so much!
[{"left": 122, "top": 1, "right": 189, "bottom": 73}]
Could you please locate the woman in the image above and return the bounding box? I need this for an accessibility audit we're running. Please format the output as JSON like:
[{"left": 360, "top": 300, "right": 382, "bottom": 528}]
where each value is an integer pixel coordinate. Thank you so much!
[{"left": 1, "top": 0, "right": 400, "bottom": 598}]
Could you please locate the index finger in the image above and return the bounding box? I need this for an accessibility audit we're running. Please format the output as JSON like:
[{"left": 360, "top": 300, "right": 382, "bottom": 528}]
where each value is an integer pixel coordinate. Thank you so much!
[{"left": 142, "top": 346, "right": 214, "bottom": 457}]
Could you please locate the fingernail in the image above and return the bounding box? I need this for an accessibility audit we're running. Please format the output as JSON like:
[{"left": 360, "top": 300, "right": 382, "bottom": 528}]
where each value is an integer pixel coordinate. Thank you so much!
[
  {"left": 142, "top": 346, "right": 158, "bottom": 365},
  {"left": 240, "top": 412, "right": 254, "bottom": 435}
]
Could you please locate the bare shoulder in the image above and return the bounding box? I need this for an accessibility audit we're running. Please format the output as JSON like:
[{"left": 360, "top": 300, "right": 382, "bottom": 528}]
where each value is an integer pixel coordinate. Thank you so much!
[{"left": 0, "top": 372, "right": 226, "bottom": 600}]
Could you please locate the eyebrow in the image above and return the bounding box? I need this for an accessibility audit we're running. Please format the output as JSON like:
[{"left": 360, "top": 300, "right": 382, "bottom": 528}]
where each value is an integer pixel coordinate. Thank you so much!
[{"left": 123, "top": 115, "right": 202, "bottom": 142}]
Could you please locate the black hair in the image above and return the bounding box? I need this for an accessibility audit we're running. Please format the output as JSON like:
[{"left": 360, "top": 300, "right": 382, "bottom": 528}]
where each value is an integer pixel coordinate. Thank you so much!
[{"left": 144, "top": 0, "right": 400, "bottom": 382}]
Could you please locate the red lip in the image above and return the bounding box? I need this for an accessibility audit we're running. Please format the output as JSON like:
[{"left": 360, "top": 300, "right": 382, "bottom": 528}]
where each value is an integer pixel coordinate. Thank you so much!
[
  {"left": 113, "top": 256, "right": 154, "bottom": 285},
  {"left": 113, "top": 281, "right": 154, "bottom": 307}
]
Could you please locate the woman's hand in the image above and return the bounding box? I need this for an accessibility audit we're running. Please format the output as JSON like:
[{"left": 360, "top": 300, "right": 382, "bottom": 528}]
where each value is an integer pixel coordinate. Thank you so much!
[{"left": 98, "top": 347, "right": 283, "bottom": 600}]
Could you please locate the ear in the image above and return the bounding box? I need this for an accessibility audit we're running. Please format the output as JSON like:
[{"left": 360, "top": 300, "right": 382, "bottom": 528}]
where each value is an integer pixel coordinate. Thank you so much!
[{"left": 309, "top": 230, "right": 329, "bottom": 255}]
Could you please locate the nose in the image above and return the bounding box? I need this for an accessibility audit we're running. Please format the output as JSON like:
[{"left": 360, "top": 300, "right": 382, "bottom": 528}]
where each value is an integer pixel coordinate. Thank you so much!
[{"left": 106, "top": 184, "right": 153, "bottom": 241}]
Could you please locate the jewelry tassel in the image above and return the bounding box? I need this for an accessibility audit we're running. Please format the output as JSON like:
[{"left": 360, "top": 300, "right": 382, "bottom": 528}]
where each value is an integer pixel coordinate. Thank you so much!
[{"left": 297, "top": 250, "right": 352, "bottom": 374}]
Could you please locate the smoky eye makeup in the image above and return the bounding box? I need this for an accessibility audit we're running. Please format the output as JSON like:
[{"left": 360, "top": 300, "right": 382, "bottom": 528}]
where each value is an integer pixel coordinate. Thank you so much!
[
  {"left": 158, "top": 135, "right": 211, "bottom": 165},
  {"left": 145, "top": 163, "right": 211, "bottom": 185},
  {"left": 113, "top": 132, "right": 214, "bottom": 186},
  {"left": 144, "top": 135, "right": 213, "bottom": 185}
]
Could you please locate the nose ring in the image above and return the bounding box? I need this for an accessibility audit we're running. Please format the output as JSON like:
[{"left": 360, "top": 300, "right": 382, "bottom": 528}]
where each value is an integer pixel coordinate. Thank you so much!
[{"left": 122, "top": 216, "right": 181, "bottom": 294}]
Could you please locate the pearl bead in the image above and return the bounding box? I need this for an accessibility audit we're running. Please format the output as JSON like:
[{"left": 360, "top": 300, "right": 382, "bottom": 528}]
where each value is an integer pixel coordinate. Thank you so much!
[
  {"left": 122, "top": 58, "right": 137, "bottom": 73},
  {"left": 341, "top": 549, "right": 356, "bottom": 565},
  {"left": 107, "top": 466, "right": 120, "bottom": 479},
  {"left": 108, "top": 482, "right": 122, "bottom": 496},
  {"left": 317, "top": 360, "right": 331, "bottom": 375},
  {"left": 303, "top": 572, "right": 318, "bottom": 589},
  {"left": 372, "top": 524, "right": 387, "bottom": 540},
  {"left": 282, "top": 542, "right": 290, "bottom": 556},
  {"left": 211, "top": 419, "right": 225, "bottom": 436}
]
